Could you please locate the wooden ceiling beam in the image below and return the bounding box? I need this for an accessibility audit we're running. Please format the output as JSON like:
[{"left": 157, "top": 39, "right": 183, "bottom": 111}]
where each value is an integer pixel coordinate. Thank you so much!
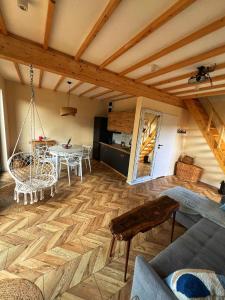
[
  {"left": 43, "top": 0, "right": 55, "bottom": 49},
  {"left": 0, "top": 9, "right": 7, "bottom": 35},
  {"left": 174, "top": 82, "right": 225, "bottom": 96},
  {"left": 138, "top": 43, "right": 225, "bottom": 82},
  {"left": 90, "top": 89, "right": 114, "bottom": 99},
  {"left": 0, "top": 9, "right": 25, "bottom": 87},
  {"left": 181, "top": 89, "right": 225, "bottom": 99},
  {"left": 153, "top": 72, "right": 195, "bottom": 86},
  {"left": 120, "top": 16, "right": 225, "bottom": 76},
  {"left": 38, "top": 70, "right": 44, "bottom": 88},
  {"left": 111, "top": 95, "right": 135, "bottom": 101},
  {"left": 0, "top": 33, "right": 183, "bottom": 107},
  {"left": 54, "top": 76, "right": 64, "bottom": 91},
  {"left": 13, "top": 62, "right": 24, "bottom": 84},
  {"left": 163, "top": 73, "right": 225, "bottom": 92},
  {"left": 70, "top": 81, "right": 83, "bottom": 93},
  {"left": 78, "top": 86, "right": 99, "bottom": 97},
  {"left": 0, "top": 10, "right": 25, "bottom": 86},
  {"left": 0, "top": 9, "right": 24, "bottom": 86},
  {"left": 102, "top": 92, "right": 125, "bottom": 100},
  {"left": 75, "top": 0, "right": 121, "bottom": 60},
  {"left": 40, "top": 0, "right": 56, "bottom": 89},
  {"left": 99, "top": 0, "right": 196, "bottom": 69},
  {"left": 153, "top": 62, "right": 225, "bottom": 86}
]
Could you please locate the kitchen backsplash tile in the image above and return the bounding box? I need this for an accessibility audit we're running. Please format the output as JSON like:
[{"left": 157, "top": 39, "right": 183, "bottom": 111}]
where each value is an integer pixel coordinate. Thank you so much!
[{"left": 112, "top": 133, "right": 132, "bottom": 146}]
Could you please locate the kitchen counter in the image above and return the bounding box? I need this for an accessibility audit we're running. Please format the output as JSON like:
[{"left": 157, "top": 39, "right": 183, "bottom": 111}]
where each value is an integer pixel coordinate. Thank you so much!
[
  {"left": 99, "top": 142, "right": 130, "bottom": 176},
  {"left": 99, "top": 142, "right": 131, "bottom": 154}
]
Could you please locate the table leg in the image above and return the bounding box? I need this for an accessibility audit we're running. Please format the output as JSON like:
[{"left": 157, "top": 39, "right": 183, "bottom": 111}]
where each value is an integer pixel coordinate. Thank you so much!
[
  {"left": 56, "top": 155, "right": 59, "bottom": 180},
  {"left": 124, "top": 239, "right": 131, "bottom": 282},
  {"left": 109, "top": 236, "right": 115, "bottom": 258},
  {"left": 171, "top": 211, "right": 176, "bottom": 243}
]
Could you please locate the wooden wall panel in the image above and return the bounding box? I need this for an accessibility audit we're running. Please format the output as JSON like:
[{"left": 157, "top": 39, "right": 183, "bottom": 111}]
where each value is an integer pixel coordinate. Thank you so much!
[{"left": 108, "top": 111, "right": 135, "bottom": 133}]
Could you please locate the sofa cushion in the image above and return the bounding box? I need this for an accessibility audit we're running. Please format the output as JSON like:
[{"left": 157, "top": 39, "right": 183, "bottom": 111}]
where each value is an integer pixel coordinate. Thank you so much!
[
  {"left": 150, "top": 218, "right": 225, "bottom": 278},
  {"left": 176, "top": 211, "right": 202, "bottom": 229}
]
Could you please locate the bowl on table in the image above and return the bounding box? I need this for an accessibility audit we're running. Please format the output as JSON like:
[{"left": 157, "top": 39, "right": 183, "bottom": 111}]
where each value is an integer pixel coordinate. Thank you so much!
[{"left": 62, "top": 144, "right": 72, "bottom": 149}]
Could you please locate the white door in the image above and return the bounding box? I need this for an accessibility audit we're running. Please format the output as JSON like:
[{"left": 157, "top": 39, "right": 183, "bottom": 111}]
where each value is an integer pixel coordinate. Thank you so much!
[{"left": 151, "top": 113, "right": 178, "bottom": 179}]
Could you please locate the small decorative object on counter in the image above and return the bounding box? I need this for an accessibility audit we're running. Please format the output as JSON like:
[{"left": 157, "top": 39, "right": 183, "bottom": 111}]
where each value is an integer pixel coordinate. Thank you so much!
[{"left": 62, "top": 138, "right": 72, "bottom": 149}]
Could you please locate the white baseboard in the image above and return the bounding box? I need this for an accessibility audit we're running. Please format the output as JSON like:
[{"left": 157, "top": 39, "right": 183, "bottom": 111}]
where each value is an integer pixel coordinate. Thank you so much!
[{"left": 127, "top": 176, "right": 153, "bottom": 185}]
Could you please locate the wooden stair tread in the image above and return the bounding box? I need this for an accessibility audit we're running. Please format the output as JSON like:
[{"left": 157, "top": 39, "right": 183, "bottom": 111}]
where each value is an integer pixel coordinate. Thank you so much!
[{"left": 184, "top": 99, "right": 225, "bottom": 174}]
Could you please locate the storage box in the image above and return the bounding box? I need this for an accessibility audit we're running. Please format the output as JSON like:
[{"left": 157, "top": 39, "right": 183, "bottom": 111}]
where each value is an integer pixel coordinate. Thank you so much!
[{"left": 176, "top": 162, "right": 203, "bottom": 182}]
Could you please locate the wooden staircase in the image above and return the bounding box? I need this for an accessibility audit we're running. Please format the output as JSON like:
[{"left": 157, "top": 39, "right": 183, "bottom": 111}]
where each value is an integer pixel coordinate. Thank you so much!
[
  {"left": 139, "top": 129, "right": 156, "bottom": 162},
  {"left": 184, "top": 99, "right": 225, "bottom": 174},
  {"left": 139, "top": 115, "right": 158, "bottom": 162}
]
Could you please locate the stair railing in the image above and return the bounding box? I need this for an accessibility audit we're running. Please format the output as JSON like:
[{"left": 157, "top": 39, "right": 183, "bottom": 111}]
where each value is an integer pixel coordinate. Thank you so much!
[
  {"left": 141, "top": 115, "right": 158, "bottom": 146},
  {"left": 205, "top": 99, "right": 224, "bottom": 150}
]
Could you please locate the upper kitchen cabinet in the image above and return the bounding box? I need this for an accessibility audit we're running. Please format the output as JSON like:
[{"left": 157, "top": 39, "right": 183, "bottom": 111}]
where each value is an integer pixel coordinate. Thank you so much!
[{"left": 107, "top": 111, "right": 135, "bottom": 134}]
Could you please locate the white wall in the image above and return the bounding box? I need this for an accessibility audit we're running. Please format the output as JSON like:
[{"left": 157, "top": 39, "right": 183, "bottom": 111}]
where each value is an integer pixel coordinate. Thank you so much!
[
  {"left": 127, "top": 97, "right": 186, "bottom": 183},
  {"left": 183, "top": 114, "right": 224, "bottom": 188},
  {"left": 0, "top": 75, "right": 9, "bottom": 171},
  {"left": 5, "top": 81, "right": 108, "bottom": 153},
  {"left": 110, "top": 98, "right": 136, "bottom": 112}
]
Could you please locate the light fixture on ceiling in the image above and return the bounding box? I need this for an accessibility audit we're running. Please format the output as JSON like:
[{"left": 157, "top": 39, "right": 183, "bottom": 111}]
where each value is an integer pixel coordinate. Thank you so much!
[
  {"left": 188, "top": 64, "right": 216, "bottom": 86},
  {"left": 149, "top": 64, "right": 159, "bottom": 73},
  {"left": 17, "top": 0, "right": 28, "bottom": 11},
  {"left": 60, "top": 81, "right": 77, "bottom": 116}
]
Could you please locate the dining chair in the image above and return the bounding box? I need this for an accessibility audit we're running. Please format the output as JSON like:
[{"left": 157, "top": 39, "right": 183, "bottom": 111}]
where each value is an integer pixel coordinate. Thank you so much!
[
  {"left": 59, "top": 153, "right": 82, "bottom": 185},
  {"left": 35, "top": 145, "right": 57, "bottom": 166},
  {"left": 82, "top": 145, "right": 92, "bottom": 173}
]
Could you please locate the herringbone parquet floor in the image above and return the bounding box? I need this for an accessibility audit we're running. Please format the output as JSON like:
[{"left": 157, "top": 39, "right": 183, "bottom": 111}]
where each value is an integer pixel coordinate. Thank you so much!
[{"left": 0, "top": 162, "right": 220, "bottom": 300}]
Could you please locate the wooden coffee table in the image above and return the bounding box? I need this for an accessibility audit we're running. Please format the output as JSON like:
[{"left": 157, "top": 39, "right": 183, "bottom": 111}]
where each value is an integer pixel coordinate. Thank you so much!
[{"left": 109, "top": 195, "right": 179, "bottom": 281}]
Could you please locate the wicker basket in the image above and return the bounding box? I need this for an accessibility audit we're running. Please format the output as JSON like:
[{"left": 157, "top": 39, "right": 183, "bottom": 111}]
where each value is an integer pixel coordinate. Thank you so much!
[
  {"left": 181, "top": 155, "right": 194, "bottom": 165},
  {"left": 176, "top": 162, "right": 203, "bottom": 182}
]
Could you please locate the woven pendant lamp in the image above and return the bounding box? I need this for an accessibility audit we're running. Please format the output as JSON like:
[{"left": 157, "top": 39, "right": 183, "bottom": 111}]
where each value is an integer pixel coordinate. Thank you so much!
[{"left": 60, "top": 81, "right": 77, "bottom": 116}]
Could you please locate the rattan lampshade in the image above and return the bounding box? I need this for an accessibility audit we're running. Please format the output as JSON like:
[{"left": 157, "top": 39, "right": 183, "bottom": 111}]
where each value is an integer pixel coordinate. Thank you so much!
[
  {"left": 60, "top": 106, "right": 77, "bottom": 116},
  {"left": 60, "top": 81, "right": 77, "bottom": 116}
]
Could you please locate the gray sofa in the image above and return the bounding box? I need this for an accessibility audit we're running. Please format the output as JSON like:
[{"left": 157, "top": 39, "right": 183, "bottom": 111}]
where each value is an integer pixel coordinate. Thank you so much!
[{"left": 131, "top": 211, "right": 225, "bottom": 300}]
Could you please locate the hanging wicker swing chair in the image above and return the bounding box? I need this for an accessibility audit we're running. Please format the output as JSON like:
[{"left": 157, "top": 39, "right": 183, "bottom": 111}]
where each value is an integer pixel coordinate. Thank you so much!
[{"left": 7, "top": 65, "right": 57, "bottom": 205}]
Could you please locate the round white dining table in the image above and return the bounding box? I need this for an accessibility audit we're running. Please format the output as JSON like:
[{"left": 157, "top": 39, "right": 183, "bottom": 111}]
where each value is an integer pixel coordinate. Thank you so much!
[{"left": 49, "top": 144, "right": 83, "bottom": 178}]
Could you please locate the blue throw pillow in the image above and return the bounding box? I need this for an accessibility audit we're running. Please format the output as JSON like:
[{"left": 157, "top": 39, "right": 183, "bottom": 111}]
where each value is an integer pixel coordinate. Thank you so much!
[
  {"left": 165, "top": 269, "right": 225, "bottom": 299},
  {"left": 220, "top": 203, "right": 225, "bottom": 211},
  {"left": 220, "top": 196, "right": 225, "bottom": 211}
]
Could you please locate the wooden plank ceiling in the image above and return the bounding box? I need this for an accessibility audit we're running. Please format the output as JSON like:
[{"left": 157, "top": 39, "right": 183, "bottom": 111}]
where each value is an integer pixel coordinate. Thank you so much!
[{"left": 0, "top": 0, "right": 225, "bottom": 103}]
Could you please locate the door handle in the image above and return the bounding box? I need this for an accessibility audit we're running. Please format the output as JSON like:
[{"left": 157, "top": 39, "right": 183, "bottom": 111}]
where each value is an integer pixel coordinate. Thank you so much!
[{"left": 158, "top": 144, "right": 163, "bottom": 149}]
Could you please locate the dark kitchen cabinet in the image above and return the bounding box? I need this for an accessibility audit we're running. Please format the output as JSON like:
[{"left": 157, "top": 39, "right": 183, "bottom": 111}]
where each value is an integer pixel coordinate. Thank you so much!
[
  {"left": 93, "top": 117, "right": 112, "bottom": 160},
  {"left": 100, "top": 144, "right": 130, "bottom": 176}
]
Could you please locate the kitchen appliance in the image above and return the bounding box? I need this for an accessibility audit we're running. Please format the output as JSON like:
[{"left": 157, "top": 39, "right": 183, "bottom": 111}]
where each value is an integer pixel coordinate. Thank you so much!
[{"left": 93, "top": 117, "right": 112, "bottom": 160}]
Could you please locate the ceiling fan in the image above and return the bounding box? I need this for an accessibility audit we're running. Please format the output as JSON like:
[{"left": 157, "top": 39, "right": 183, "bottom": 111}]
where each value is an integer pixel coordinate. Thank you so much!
[{"left": 188, "top": 64, "right": 216, "bottom": 86}]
